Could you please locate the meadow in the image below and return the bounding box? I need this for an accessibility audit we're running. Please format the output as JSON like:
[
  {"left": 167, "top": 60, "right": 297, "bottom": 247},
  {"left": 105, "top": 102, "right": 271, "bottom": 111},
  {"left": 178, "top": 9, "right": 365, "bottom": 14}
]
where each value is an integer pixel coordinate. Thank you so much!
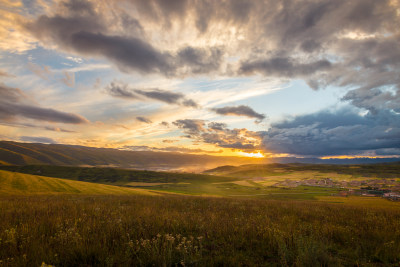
[
  {"left": 0, "top": 165, "right": 342, "bottom": 199},
  {"left": 1, "top": 164, "right": 400, "bottom": 266},
  {"left": 1, "top": 194, "right": 400, "bottom": 266}
]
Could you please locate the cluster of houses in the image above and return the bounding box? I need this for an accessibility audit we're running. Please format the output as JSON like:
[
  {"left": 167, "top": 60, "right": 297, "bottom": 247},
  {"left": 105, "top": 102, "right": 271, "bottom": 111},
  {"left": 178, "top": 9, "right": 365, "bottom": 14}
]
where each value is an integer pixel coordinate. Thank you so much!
[{"left": 272, "top": 177, "right": 400, "bottom": 201}]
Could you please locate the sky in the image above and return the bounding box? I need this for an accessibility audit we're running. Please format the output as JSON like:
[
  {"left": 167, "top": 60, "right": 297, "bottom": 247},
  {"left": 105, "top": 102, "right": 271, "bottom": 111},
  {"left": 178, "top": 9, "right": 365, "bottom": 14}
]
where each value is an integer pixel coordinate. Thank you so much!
[{"left": 0, "top": 0, "right": 399, "bottom": 159}]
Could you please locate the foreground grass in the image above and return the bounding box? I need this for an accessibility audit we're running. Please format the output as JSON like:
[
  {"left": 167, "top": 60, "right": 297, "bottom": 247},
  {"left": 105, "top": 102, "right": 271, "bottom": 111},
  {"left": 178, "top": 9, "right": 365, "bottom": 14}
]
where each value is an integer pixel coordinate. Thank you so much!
[{"left": 1, "top": 194, "right": 400, "bottom": 266}]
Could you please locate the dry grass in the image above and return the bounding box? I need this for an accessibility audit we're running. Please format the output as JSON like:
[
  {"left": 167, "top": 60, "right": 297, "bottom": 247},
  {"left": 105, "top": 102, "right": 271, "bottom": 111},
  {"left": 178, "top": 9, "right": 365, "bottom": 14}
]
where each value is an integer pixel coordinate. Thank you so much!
[
  {"left": 317, "top": 196, "right": 400, "bottom": 209},
  {"left": 1, "top": 194, "right": 400, "bottom": 266}
]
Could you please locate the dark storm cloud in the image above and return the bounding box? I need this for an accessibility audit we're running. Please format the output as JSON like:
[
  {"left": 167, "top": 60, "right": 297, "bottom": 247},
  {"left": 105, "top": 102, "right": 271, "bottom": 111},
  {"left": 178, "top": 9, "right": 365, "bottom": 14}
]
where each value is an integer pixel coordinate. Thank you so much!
[
  {"left": 105, "top": 81, "right": 199, "bottom": 107},
  {"left": 173, "top": 119, "right": 263, "bottom": 150},
  {"left": 0, "top": 84, "right": 88, "bottom": 124},
  {"left": 263, "top": 109, "right": 400, "bottom": 156},
  {"left": 212, "top": 105, "right": 266, "bottom": 122},
  {"left": 136, "top": 116, "right": 152, "bottom": 124},
  {"left": 19, "top": 136, "right": 56, "bottom": 144}
]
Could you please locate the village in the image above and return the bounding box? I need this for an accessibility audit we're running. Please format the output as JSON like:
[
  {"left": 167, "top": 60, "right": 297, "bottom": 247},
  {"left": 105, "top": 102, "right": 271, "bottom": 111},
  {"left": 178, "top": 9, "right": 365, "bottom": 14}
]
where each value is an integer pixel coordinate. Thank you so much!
[{"left": 273, "top": 178, "right": 400, "bottom": 201}]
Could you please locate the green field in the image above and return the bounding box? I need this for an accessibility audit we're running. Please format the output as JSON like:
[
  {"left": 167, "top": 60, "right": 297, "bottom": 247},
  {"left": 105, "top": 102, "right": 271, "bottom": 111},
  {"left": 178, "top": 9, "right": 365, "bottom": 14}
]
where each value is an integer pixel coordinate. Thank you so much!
[{"left": 0, "top": 165, "right": 344, "bottom": 199}]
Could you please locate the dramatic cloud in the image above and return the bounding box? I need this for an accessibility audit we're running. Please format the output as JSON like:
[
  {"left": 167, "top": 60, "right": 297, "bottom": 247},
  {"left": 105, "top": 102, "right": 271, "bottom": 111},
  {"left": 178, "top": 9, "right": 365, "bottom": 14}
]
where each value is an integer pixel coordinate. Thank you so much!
[
  {"left": 105, "top": 81, "right": 199, "bottom": 107},
  {"left": 22, "top": 0, "right": 400, "bottom": 95},
  {"left": 24, "top": 1, "right": 224, "bottom": 76},
  {"left": 212, "top": 105, "right": 266, "bottom": 122},
  {"left": 342, "top": 87, "right": 400, "bottom": 114},
  {"left": 239, "top": 57, "right": 332, "bottom": 78},
  {"left": 173, "top": 119, "right": 264, "bottom": 150},
  {"left": 0, "top": 84, "right": 88, "bottom": 124},
  {"left": 263, "top": 109, "right": 400, "bottom": 156},
  {"left": 136, "top": 116, "right": 152, "bottom": 124},
  {"left": 69, "top": 32, "right": 173, "bottom": 75},
  {"left": 177, "top": 46, "right": 223, "bottom": 74},
  {"left": 3, "top": 0, "right": 400, "bottom": 157}
]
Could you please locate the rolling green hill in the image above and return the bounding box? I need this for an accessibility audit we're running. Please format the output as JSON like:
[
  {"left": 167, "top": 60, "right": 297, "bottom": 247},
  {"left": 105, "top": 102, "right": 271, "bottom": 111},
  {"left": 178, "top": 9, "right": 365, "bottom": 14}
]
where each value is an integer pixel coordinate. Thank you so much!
[
  {"left": 0, "top": 165, "right": 341, "bottom": 199},
  {"left": 0, "top": 170, "right": 155, "bottom": 195},
  {"left": 0, "top": 165, "right": 236, "bottom": 185},
  {"left": 204, "top": 163, "right": 400, "bottom": 178}
]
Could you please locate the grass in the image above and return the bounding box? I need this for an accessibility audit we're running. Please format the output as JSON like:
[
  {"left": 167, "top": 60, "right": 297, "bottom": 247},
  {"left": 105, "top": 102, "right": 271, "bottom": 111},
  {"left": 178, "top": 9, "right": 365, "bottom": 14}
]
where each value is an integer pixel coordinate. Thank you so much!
[
  {"left": 1, "top": 164, "right": 400, "bottom": 266},
  {"left": 205, "top": 163, "right": 400, "bottom": 179},
  {"left": 0, "top": 165, "right": 344, "bottom": 200},
  {"left": 317, "top": 196, "right": 400, "bottom": 209},
  {"left": 0, "top": 165, "right": 236, "bottom": 185},
  {"left": 1, "top": 194, "right": 400, "bottom": 266},
  {"left": 0, "top": 170, "right": 154, "bottom": 196}
]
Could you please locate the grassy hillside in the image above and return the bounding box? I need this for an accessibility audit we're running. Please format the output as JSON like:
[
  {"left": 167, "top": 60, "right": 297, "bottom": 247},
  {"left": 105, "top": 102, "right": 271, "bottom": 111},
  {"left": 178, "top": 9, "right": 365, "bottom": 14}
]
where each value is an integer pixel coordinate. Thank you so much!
[
  {"left": 0, "top": 141, "right": 263, "bottom": 171},
  {"left": 0, "top": 165, "right": 236, "bottom": 184},
  {"left": 204, "top": 162, "right": 400, "bottom": 178},
  {"left": 0, "top": 165, "right": 344, "bottom": 199},
  {"left": 0, "top": 170, "right": 155, "bottom": 195}
]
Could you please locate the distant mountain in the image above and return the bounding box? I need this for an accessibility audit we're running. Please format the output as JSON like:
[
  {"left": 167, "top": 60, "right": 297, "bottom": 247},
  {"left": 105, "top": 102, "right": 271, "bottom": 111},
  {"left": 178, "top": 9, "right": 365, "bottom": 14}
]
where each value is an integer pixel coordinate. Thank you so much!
[
  {"left": 1, "top": 141, "right": 398, "bottom": 172},
  {"left": 265, "top": 157, "right": 400, "bottom": 165},
  {"left": 0, "top": 141, "right": 265, "bottom": 171}
]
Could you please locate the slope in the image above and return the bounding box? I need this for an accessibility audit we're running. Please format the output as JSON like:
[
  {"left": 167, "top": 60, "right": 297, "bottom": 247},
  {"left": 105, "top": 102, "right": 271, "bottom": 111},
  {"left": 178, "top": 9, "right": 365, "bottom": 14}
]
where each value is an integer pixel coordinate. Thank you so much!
[{"left": 0, "top": 170, "right": 155, "bottom": 195}]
